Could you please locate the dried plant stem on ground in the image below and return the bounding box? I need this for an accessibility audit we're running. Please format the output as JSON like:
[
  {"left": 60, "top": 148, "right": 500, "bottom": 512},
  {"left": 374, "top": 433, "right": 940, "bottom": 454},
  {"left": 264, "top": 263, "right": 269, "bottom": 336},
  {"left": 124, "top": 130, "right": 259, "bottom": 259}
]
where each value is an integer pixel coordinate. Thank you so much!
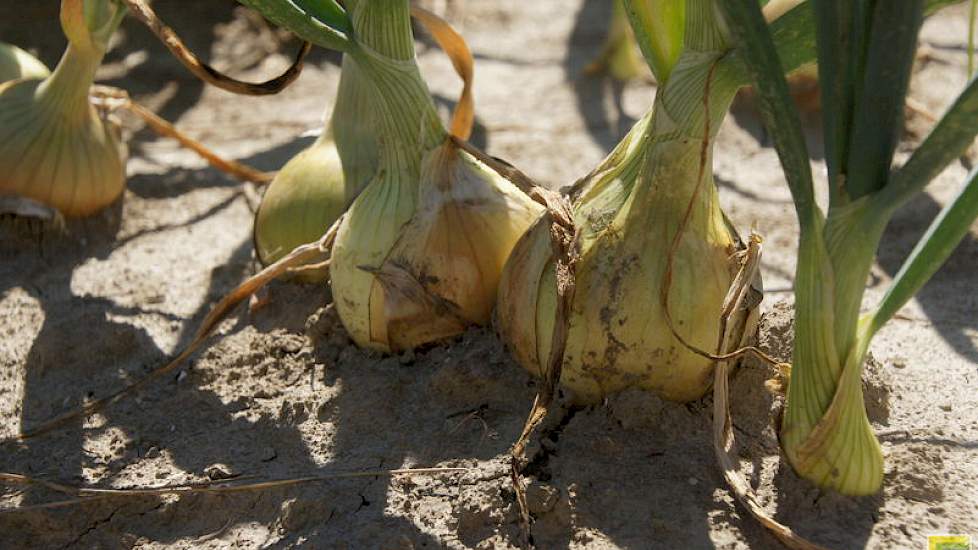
[
  {"left": 508, "top": 188, "right": 577, "bottom": 549},
  {"left": 90, "top": 86, "right": 274, "bottom": 184},
  {"left": 0, "top": 467, "right": 468, "bottom": 513},
  {"left": 709, "top": 238, "right": 826, "bottom": 550}
]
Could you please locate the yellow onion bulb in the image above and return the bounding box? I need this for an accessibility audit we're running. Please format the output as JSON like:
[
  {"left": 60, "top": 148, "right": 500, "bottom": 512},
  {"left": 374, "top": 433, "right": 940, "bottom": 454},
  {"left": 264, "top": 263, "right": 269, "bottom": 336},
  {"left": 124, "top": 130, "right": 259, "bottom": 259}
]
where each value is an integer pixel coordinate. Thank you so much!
[
  {"left": 498, "top": 128, "right": 745, "bottom": 404},
  {"left": 330, "top": 138, "right": 544, "bottom": 352},
  {"left": 0, "top": 0, "right": 126, "bottom": 217},
  {"left": 0, "top": 43, "right": 50, "bottom": 83},
  {"left": 253, "top": 136, "right": 347, "bottom": 282}
]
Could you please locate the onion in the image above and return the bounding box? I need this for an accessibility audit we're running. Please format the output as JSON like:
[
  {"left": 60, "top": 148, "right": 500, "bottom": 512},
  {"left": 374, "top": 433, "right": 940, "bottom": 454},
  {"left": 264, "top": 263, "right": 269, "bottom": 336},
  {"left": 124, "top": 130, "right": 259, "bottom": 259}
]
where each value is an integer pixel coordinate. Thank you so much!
[
  {"left": 0, "top": 0, "right": 126, "bottom": 217},
  {"left": 324, "top": 2, "right": 544, "bottom": 352},
  {"left": 497, "top": 6, "right": 759, "bottom": 404},
  {"left": 253, "top": 57, "right": 376, "bottom": 282}
]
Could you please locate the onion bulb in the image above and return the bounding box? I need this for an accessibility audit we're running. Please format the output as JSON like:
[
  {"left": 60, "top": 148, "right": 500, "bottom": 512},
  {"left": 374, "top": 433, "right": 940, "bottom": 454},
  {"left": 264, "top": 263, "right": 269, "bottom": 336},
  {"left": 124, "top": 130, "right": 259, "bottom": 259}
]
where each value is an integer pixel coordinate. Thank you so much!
[
  {"left": 497, "top": 54, "right": 757, "bottom": 404},
  {"left": 331, "top": 133, "right": 543, "bottom": 352},
  {"left": 253, "top": 135, "right": 347, "bottom": 281},
  {"left": 0, "top": 0, "right": 126, "bottom": 217},
  {"left": 253, "top": 59, "right": 376, "bottom": 282},
  {"left": 0, "top": 43, "right": 50, "bottom": 83}
]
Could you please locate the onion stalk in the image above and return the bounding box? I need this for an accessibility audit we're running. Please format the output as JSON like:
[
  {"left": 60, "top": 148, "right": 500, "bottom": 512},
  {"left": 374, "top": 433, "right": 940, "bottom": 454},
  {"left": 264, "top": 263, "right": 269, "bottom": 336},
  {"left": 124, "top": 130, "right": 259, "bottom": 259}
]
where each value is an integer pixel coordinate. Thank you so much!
[
  {"left": 719, "top": 0, "right": 978, "bottom": 495},
  {"left": 0, "top": 0, "right": 127, "bottom": 217}
]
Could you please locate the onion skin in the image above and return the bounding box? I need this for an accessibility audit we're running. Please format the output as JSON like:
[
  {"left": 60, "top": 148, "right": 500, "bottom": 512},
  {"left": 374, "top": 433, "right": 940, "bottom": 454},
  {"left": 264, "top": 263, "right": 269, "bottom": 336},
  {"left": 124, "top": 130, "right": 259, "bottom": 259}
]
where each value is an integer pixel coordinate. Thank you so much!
[{"left": 332, "top": 139, "right": 544, "bottom": 352}]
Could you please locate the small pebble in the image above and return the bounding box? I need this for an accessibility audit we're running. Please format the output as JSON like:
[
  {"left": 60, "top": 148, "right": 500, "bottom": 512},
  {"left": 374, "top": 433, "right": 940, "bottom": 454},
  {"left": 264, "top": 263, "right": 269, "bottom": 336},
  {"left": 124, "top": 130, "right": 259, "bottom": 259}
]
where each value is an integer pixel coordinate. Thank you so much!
[
  {"left": 687, "top": 477, "right": 698, "bottom": 486},
  {"left": 205, "top": 464, "right": 235, "bottom": 480}
]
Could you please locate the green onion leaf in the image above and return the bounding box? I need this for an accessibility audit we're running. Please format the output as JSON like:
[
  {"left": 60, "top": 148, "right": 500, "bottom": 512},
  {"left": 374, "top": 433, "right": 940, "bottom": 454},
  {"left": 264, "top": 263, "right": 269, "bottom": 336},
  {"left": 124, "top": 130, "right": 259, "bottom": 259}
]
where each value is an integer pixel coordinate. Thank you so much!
[
  {"left": 622, "top": 0, "right": 686, "bottom": 83},
  {"left": 238, "top": 0, "right": 352, "bottom": 52},
  {"left": 845, "top": 0, "right": 924, "bottom": 200},
  {"left": 293, "top": 0, "right": 351, "bottom": 33},
  {"left": 884, "top": 75, "right": 978, "bottom": 208}
]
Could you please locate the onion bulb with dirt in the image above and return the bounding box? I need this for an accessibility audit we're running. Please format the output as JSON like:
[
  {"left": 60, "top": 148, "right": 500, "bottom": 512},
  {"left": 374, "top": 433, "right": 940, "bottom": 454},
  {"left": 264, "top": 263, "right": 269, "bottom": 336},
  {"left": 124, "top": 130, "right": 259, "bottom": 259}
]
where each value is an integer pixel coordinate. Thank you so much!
[{"left": 497, "top": 3, "right": 759, "bottom": 405}]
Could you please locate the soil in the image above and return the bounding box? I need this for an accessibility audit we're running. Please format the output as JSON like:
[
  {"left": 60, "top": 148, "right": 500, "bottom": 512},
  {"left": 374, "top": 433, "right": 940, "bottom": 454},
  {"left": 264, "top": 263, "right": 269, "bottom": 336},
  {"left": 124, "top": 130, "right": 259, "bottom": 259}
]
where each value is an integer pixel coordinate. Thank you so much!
[{"left": 1, "top": 1, "right": 976, "bottom": 549}]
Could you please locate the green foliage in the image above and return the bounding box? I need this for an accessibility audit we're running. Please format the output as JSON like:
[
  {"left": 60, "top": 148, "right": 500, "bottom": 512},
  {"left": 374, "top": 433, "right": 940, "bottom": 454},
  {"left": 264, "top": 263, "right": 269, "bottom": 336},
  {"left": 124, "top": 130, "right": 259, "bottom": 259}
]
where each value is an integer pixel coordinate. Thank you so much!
[{"left": 717, "top": 0, "right": 978, "bottom": 494}]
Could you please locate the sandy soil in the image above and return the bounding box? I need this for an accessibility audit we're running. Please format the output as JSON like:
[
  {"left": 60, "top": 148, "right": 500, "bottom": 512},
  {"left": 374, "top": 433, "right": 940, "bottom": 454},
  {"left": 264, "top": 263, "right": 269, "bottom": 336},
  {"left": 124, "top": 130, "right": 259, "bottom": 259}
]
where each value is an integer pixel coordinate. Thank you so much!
[{"left": 1, "top": 1, "right": 976, "bottom": 548}]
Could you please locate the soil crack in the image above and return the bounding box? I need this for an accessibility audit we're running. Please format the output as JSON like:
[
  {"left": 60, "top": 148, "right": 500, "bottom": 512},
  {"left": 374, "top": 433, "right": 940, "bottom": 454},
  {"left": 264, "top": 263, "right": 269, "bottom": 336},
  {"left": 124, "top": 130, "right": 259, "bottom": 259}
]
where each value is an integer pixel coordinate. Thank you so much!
[
  {"left": 61, "top": 504, "right": 124, "bottom": 550},
  {"left": 524, "top": 405, "right": 580, "bottom": 482}
]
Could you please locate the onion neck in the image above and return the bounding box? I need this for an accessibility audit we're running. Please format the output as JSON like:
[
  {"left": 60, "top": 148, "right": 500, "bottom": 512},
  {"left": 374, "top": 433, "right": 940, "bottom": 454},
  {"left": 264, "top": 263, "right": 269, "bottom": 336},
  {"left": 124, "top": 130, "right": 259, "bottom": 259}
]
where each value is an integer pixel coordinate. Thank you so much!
[
  {"left": 346, "top": 0, "right": 446, "bottom": 180},
  {"left": 40, "top": 0, "right": 124, "bottom": 123},
  {"left": 625, "top": 53, "right": 739, "bottom": 234},
  {"left": 36, "top": 44, "right": 102, "bottom": 123},
  {"left": 330, "top": 54, "right": 379, "bottom": 195}
]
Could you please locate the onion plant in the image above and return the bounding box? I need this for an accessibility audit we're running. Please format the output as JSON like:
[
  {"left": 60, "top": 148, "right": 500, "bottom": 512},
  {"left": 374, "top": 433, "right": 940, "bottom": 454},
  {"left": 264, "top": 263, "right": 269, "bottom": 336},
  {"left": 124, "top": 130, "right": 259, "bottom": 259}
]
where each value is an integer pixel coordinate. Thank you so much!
[
  {"left": 0, "top": 0, "right": 295, "bottom": 220},
  {"left": 0, "top": 0, "right": 128, "bottom": 217},
  {"left": 499, "top": 0, "right": 824, "bottom": 415},
  {"left": 234, "top": 0, "right": 547, "bottom": 353},
  {"left": 254, "top": 5, "right": 476, "bottom": 282},
  {"left": 718, "top": 0, "right": 978, "bottom": 495}
]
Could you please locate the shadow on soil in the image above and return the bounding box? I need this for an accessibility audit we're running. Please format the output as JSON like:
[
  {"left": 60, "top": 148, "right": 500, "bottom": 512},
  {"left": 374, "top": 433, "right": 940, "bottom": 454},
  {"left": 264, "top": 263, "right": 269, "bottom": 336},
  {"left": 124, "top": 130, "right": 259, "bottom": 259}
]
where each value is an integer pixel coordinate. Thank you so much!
[
  {"left": 877, "top": 182, "right": 978, "bottom": 363},
  {"left": 566, "top": 0, "right": 637, "bottom": 152}
]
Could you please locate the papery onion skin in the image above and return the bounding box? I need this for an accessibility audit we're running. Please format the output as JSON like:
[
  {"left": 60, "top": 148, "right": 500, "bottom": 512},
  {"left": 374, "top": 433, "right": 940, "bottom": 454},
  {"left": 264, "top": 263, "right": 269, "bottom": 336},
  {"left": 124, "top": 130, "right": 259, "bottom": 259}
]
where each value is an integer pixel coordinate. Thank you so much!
[
  {"left": 375, "top": 140, "right": 545, "bottom": 350},
  {"left": 0, "top": 43, "right": 50, "bottom": 83},
  {"left": 333, "top": 139, "right": 544, "bottom": 352}
]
